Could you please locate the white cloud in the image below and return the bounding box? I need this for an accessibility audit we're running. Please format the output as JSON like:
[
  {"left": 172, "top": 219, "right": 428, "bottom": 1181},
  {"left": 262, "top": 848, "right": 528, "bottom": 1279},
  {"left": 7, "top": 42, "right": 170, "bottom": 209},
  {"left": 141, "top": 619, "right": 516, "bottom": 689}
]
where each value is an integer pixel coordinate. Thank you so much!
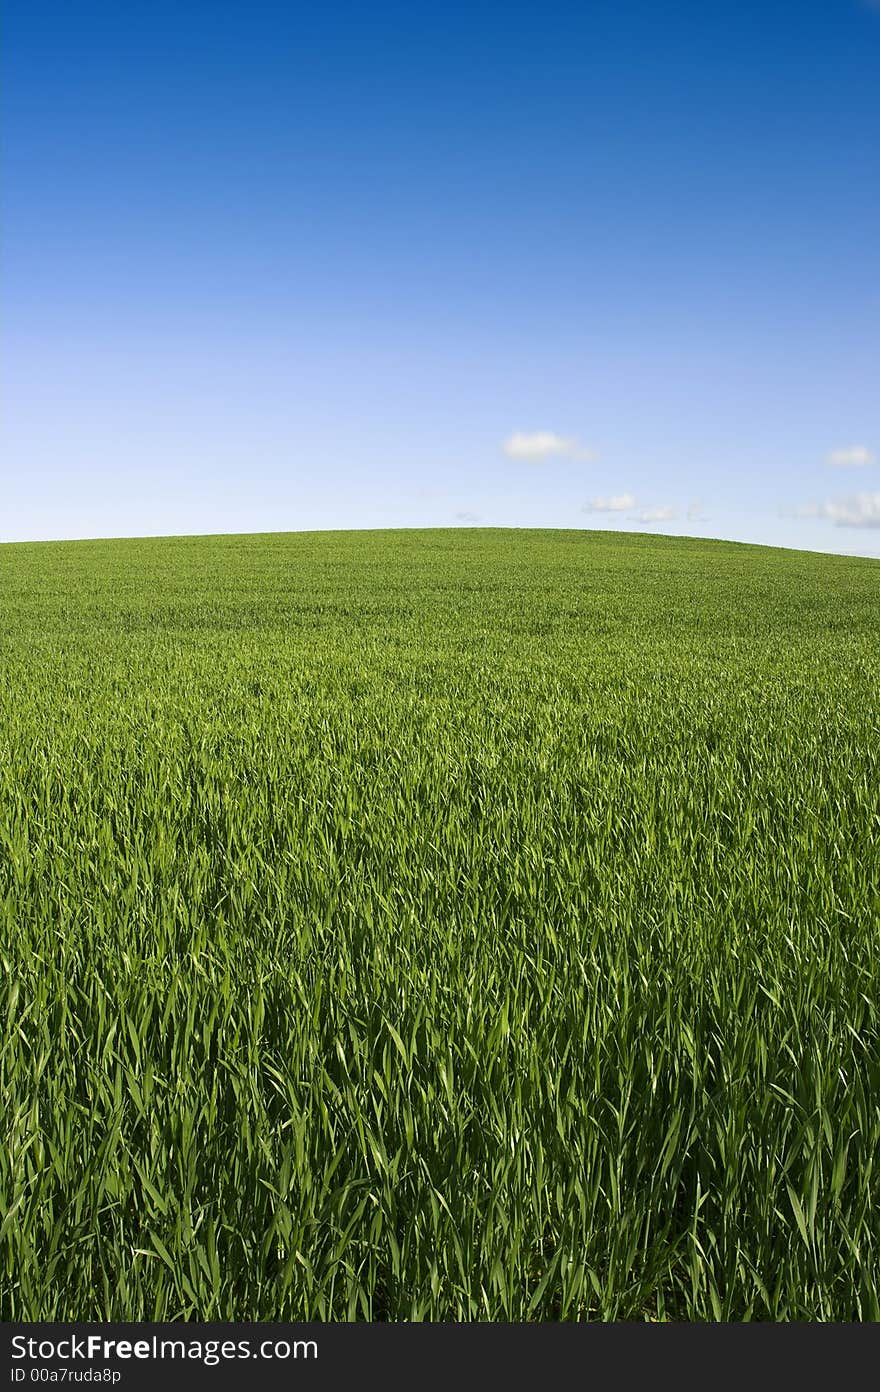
[
  {"left": 631, "top": 505, "right": 678, "bottom": 523},
  {"left": 503, "top": 431, "right": 597, "bottom": 462},
  {"left": 823, "top": 493, "right": 880, "bottom": 527},
  {"left": 797, "top": 493, "right": 880, "bottom": 528},
  {"left": 583, "top": 493, "right": 636, "bottom": 512},
  {"left": 826, "top": 445, "right": 875, "bottom": 468},
  {"left": 687, "top": 499, "right": 707, "bottom": 522},
  {"left": 454, "top": 510, "right": 481, "bottom": 523}
]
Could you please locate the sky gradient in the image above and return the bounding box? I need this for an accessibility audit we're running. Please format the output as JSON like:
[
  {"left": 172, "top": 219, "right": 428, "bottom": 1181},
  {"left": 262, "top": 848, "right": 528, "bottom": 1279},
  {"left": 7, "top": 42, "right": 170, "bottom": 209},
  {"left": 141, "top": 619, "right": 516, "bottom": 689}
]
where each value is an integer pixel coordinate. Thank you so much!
[{"left": 3, "top": 0, "right": 879, "bottom": 553}]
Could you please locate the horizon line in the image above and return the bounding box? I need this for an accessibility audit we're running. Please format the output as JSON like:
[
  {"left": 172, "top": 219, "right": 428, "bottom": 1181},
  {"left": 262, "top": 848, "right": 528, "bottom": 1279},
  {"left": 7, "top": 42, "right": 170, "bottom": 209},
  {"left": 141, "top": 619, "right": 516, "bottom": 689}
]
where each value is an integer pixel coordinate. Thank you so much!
[{"left": 1, "top": 524, "right": 879, "bottom": 564}]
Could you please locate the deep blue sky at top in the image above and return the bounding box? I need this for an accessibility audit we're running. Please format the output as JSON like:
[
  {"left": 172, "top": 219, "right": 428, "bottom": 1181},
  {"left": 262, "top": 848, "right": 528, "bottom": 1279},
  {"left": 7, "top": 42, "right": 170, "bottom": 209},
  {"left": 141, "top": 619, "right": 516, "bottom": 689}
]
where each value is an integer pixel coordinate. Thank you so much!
[{"left": 3, "top": 0, "right": 879, "bottom": 550}]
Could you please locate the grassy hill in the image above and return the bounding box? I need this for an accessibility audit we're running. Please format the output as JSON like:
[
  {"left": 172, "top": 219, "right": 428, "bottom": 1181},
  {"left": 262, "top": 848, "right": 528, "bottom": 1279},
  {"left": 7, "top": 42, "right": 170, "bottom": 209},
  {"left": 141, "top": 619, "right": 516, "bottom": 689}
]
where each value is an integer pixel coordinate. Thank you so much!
[{"left": 1, "top": 528, "right": 878, "bottom": 1319}]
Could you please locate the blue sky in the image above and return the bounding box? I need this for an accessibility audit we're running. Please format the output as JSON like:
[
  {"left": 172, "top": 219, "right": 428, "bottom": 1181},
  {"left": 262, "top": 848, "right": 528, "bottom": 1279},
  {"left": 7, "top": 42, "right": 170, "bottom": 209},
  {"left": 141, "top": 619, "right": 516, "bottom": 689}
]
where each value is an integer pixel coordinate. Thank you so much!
[{"left": 3, "top": 0, "right": 879, "bottom": 552}]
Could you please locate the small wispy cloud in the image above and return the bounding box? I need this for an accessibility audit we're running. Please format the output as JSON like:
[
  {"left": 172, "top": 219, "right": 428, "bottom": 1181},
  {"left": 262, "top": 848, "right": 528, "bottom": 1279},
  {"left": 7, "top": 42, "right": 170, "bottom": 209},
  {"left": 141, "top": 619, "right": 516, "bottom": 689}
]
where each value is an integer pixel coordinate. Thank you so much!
[
  {"left": 826, "top": 445, "right": 875, "bottom": 468},
  {"left": 454, "top": 510, "right": 481, "bottom": 523},
  {"left": 631, "top": 505, "right": 677, "bottom": 523},
  {"left": 686, "top": 499, "right": 707, "bottom": 522},
  {"left": 583, "top": 493, "right": 636, "bottom": 512},
  {"left": 797, "top": 493, "right": 880, "bottom": 528},
  {"left": 503, "top": 431, "right": 597, "bottom": 462}
]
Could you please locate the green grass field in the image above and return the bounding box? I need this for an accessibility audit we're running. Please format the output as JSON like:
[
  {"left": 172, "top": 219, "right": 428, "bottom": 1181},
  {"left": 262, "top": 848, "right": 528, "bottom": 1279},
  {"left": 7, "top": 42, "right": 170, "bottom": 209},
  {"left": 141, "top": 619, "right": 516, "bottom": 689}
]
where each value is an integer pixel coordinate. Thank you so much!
[{"left": 1, "top": 527, "right": 878, "bottom": 1320}]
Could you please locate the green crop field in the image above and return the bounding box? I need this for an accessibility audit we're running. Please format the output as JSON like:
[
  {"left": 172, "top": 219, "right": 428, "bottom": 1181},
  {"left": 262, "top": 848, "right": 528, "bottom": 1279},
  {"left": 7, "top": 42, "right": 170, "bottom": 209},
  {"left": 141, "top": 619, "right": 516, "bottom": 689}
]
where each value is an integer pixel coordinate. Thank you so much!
[{"left": 1, "top": 527, "right": 878, "bottom": 1321}]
